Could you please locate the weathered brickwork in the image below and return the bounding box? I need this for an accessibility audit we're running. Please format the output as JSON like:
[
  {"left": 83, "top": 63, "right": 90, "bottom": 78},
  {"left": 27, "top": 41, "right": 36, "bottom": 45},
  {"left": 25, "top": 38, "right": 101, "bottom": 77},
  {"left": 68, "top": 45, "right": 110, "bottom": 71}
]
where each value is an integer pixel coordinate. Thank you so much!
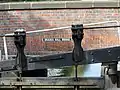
[{"left": 0, "top": 9, "right": 120, "bottom": 55}]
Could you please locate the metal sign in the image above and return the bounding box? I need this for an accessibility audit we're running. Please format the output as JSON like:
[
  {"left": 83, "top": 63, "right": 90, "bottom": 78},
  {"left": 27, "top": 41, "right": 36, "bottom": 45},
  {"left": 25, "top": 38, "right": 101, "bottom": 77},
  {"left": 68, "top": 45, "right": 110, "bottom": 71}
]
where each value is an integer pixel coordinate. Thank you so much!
[{"left": 43, "top": 38, "right": 72, "bottom": 42}]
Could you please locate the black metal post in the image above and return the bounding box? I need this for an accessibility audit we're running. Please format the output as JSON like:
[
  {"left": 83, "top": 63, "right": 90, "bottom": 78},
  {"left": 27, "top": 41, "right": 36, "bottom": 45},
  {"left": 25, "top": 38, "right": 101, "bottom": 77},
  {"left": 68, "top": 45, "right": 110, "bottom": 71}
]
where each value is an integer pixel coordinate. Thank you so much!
[
  {"left": 14, "top": 29, "right": 27, "bottom": 90},
  {"left": 14, "top": 29, "right": 27, "bottom": 72},
  {"left": 107, "top": 62, "right": 118, "bottom": 85},
  {"left": 71, "top": 24, "right": 84, "bottom": 63},
  {"left": 71, "top": 24, "right": 85, "bottom": 90}
]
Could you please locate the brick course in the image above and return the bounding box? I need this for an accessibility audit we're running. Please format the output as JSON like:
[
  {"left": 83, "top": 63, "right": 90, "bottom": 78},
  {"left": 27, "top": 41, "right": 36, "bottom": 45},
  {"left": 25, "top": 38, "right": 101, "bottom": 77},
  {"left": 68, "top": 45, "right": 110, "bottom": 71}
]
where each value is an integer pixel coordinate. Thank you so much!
[{"left": 0, "top": 9, "right": 120, "bottom": 55}]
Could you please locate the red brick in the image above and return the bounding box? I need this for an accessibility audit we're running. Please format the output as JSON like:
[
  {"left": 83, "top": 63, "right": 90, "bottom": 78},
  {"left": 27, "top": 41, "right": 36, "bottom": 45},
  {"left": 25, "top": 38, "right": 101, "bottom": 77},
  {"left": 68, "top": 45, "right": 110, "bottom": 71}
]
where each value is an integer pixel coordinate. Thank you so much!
[{"left": 0, "top": 9, "right": 119, "bottom": 55}]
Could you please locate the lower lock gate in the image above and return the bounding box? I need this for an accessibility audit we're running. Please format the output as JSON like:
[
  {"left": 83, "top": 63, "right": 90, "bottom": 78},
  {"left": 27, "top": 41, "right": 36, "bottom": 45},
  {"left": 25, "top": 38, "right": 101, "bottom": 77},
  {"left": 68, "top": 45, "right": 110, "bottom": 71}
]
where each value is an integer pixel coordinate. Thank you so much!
[{"left": 0, "top": 23, "right": 120, "bottom": 90}]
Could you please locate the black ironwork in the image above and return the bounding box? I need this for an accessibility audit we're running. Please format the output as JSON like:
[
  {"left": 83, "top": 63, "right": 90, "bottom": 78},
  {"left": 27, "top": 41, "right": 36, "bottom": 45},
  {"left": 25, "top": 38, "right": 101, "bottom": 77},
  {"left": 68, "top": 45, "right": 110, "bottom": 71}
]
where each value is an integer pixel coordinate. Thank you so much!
[
  {"left": 84, "top": 25, "right": 120, "bottom": 30},
  {"left": 14, "top": 30, "right": 27, "bottom": 72},
  {"left": 1, "top": 24, "right": 120, "bottom": 89},
  {"left": 14, "top": 29, "right": 27, "bottom": 90}
]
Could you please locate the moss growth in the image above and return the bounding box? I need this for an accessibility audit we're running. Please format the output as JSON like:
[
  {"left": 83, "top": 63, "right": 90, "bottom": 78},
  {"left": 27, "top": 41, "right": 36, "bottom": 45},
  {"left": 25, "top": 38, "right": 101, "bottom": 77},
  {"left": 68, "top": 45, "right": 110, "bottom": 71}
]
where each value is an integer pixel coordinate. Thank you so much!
[{"left": 59, "top": 65, "right": 87, "bottom": 77}]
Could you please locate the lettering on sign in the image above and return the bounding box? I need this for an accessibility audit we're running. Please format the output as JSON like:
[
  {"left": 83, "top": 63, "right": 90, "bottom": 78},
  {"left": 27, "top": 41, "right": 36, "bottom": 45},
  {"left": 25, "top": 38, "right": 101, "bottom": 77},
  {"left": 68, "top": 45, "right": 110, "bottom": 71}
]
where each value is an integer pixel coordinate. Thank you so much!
[{"left": 43, "top": 38, "right": 72, "bottom": 42}]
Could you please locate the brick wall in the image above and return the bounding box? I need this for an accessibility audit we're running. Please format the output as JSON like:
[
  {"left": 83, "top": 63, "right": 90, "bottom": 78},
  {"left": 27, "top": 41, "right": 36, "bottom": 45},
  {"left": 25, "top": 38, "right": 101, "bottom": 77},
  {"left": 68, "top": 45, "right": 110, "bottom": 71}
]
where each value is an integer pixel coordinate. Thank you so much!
[{"left": 0, "top": 9, "right": 120, "bottom": 55}]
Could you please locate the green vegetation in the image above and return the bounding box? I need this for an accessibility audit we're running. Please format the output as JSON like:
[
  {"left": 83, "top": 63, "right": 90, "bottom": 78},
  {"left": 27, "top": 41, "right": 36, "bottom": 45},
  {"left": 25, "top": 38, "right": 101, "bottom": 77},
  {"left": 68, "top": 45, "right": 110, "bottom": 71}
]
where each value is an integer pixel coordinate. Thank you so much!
[{"left": 59, "top": 65, "right": 87, "bottom": 77}]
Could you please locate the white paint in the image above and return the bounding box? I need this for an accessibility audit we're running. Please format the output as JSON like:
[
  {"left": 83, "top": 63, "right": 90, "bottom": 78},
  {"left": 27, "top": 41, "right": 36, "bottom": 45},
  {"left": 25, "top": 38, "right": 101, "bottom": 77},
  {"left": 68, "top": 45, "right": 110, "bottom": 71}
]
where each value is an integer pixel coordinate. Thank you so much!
[
  {"left": 3, "top": 37, "right": 8, "bottom": 60},
  {"left": 47, "top": 69, "right": 63, "bottom": 77},
  {"left": 0, "top": 50, "right": 1, "bottom": 61},
  {"left": 15, "top": 28, "right": 25, "bottom": 32}
]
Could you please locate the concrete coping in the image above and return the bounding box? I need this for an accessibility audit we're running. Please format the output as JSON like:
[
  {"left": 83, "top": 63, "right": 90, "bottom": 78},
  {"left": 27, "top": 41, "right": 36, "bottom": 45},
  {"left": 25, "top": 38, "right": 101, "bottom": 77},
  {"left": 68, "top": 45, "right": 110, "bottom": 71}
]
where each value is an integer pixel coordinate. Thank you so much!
[{"left": 0, "top": 0, "right": 120, "bottom": 10}]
